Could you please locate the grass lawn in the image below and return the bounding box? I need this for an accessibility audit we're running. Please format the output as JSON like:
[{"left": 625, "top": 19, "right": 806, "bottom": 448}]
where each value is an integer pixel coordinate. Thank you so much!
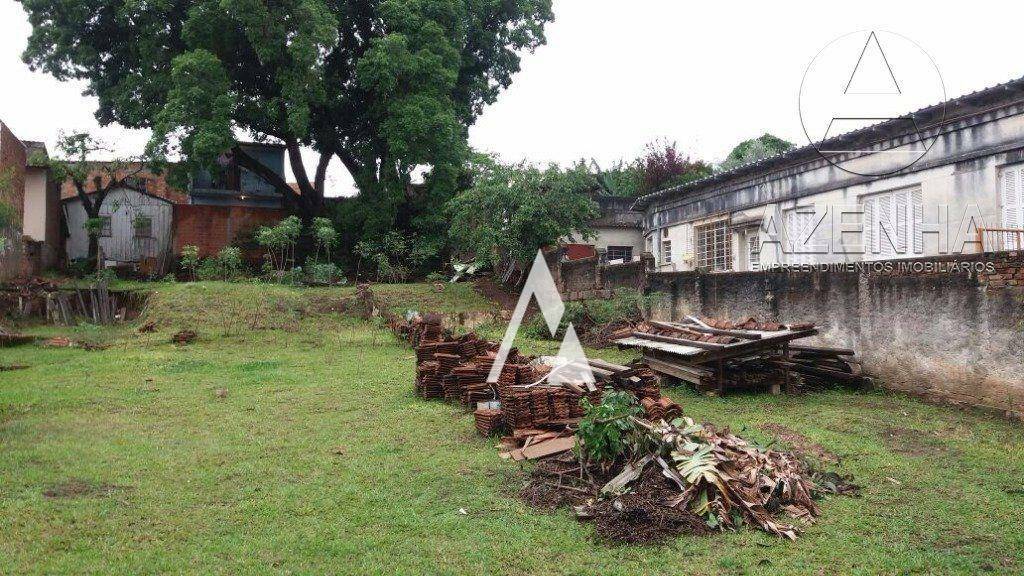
[{"left": 1, "top": 282, "right": 1023, "bottom": 575}]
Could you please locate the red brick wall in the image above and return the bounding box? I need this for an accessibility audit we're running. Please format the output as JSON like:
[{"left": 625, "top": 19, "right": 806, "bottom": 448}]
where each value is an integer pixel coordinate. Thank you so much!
[
  {"left": 0, "top": 122, "right": 27, "bottom": 226},
  {"left": 979, "top": 251, "right": 1024, "bottom": 288},
  {"left": 60, "top": 163, "right": 188, "bottom": 204},
  {"left": 0, "top": 122, "right": 27, "bottom": 280},
  {"left": 172, "top": 204, "right": 285, "bottom": 258}
]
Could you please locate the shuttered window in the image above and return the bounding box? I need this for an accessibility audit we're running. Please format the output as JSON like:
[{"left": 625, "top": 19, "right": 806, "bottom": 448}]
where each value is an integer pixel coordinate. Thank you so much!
[
  {"left": 784, "top": 209, "right": 817, "bottom": 265},
  {"left": 1000, "top": 165, "right": 1024, "bottom": 246},
  {"left": 862, "top": 187, "right": 922, "bottom": 259}
]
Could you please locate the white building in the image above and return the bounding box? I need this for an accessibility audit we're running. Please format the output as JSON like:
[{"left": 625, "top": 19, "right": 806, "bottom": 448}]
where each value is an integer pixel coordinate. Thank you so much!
[{"left": 635, "top": 77, "right": 1024, "bottom": 272}]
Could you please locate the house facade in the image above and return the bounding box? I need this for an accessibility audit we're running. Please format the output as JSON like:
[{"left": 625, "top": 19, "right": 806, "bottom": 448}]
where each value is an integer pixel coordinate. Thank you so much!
[
  {"left": 61, "top": 142, "right": 289, "bottom": 272},
  {"left": 565, "top": 195, "right": 644, "bottom": 263},
  {"left": 0, "top": 121, "right": 61, "bottom": 280},
  {"left": 635, "top": 77, "right": 1024, "bottom": 272}
]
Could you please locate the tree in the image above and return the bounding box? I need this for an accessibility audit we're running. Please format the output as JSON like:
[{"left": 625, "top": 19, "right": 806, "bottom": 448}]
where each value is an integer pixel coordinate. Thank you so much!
[
  {"left": 719, "top": 133, "right": 795, "bottom": 171},
  {"left": 43, "top": 133, "right": 151, "bottom": 271},
  {"left": 18, "top": 0, "right": 554, "bottom": 238},
  {"left": 447, "top": 154, "right": 599, "bottom": 283},
  {"left": 637, "top": 139, "right": 712, "bottom": 195}
]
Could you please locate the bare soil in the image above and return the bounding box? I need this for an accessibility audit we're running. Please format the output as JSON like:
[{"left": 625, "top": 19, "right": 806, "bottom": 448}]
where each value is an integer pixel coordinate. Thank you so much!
[{"left": 761, "top": 422, "right": 839, "bottom": 464}]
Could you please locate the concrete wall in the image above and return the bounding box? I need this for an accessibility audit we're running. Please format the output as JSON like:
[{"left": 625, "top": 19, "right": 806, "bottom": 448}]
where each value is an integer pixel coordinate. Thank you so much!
[{"left": 644, "top": 253, "right": 1024, "bottom": 415}]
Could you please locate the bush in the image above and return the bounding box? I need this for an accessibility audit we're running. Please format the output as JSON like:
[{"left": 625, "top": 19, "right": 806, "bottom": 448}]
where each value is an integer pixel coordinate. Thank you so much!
[
  {"left": 524, "top": 289, "right": 661, "bottom": 340},
  {"left": 576, "top": 391, "right": 645, "bottom": 465},
  {"left": 195, "top": 247, "right": 245, "bottom": 281},
  {"left": 308, "top": 262, "right": 343, "bottom": 285}
]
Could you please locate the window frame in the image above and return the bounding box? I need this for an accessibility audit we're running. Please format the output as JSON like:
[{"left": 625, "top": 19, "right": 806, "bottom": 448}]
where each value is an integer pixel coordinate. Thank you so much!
[
  {"left": 695, "top": 219, "right": 732, "bottom": 272},
  {"left": 133, "top": 215, "right": 154, "bottom": 239}
]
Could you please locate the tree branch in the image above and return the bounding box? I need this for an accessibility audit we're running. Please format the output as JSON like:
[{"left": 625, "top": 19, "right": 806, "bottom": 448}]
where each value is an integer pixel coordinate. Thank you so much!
[
  {"left": 314, "top": 147, "right": 334, "bottom": 197},
  {"left": 231, "top": 145, "right": 305, "bottom": 211}
]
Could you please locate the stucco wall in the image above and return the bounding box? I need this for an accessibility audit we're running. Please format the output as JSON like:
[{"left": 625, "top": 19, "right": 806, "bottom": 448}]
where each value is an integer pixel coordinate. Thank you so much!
[
  {"left": 643, "top": 101, "right": 1024, "bottom": 271},
  {"left": 645, "top": 254, "right": 1024, "bottom": 415}
]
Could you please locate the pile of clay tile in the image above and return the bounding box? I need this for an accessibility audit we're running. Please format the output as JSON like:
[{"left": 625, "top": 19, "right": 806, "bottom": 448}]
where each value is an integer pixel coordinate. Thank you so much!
[{"left": 392, "top": 312, "right": 685, "bottom": 460}]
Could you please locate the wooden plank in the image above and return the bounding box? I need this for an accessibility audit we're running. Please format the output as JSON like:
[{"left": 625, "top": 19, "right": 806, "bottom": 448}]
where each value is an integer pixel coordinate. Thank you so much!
[
  {"left": 519, "top": 435, "right": 576, "bottom": 460},
  {"left": 632, "top": 331, "right": 726, "bottom": 350},
  {"left": 643, "top": 356, "right": 706, "bottom": 385},
  {"left": 653, "top": 320, "right": 761, "bottom": 340},
  {"left": 587, "top": 358, "right": 631, "bottom": 373},
  {"left": 788, "top": 344, "right": 855, "bottom": 356}
]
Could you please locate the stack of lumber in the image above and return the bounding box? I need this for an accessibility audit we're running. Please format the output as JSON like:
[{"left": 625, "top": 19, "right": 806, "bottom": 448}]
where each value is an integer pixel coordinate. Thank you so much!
[{"left": 616, "top": 316, "right": 870, "bottom": 395}]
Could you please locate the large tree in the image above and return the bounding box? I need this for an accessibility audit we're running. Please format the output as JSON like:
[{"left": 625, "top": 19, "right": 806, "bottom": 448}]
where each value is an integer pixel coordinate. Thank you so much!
[
  {"left": 719, "top": 133, "right": 795, "bottom": 171},
  {"left": 18, "top": 0, "right": 553, "bottom": 235},
  {"left": 448, "top": 154, "right": 598, "bottom": 283}
]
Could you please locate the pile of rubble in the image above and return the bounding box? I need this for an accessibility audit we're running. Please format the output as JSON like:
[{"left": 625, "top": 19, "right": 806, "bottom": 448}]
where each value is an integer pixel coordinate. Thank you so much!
[{"left": 392, "top": 313, "right": 682, "bottom": 457}]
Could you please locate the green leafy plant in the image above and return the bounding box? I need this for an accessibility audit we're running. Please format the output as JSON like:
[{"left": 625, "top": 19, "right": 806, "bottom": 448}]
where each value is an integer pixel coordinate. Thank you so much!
[
  {"left": 256, "top": 216, "right": 302, "bottom": 276},
  {"left": 354, "top": 231, "right": 432, "bottom": 283},
  {"left": 447, "top": 154, "right": 599, "bottom": 284},
  {"left": 576, "top": 391, "right": 645, "bottom": 466},
  {"left": 180, "top": 245, "right": 200, "bottom": 281},
  {"left": 308, "top": 262, "right": 343, "bottom": 285},
  {"left": 311, "top": 217, "right": 338, "bottom": 263}
]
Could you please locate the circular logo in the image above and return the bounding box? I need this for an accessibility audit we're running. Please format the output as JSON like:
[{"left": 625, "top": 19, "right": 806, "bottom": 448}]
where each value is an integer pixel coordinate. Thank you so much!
[{"left": 798, "top": 30, "right": 946, "bottom": 177}]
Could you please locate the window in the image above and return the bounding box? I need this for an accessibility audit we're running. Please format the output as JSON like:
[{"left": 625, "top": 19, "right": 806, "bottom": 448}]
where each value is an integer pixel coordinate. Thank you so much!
[
  {"left": 661, "top": 228, "right": 672, "bottom": 264},
  {"left": 99, "top": 217, "right": 112, "bottom": 237},
  {"left": 784, "top": 208, "right": 817, "bottom": 265},
  {"left": 645, "top": 234, "right": 654, "bottom": 255},
  {"left": 605, "top": 246, "right": 633, "bottom": 263},
  {"left": 747, "top": 233, "right": 761, "bottom": 271},
  {"left": 696, "top": 219, "right": 731, "bottom": 271},
  {"left": 134, "top": 216, "right": 153, "bottom": 239},
  {"left": 999, "top": 164, "right": 1024, "bottom": 247},
  {"left": 862, "top": 187, "right": 922, "bottom": 259}
]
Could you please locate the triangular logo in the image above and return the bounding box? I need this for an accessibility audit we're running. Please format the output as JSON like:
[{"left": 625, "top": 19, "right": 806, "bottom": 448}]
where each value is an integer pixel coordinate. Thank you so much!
[{"left": 844, "top": 31, "right": 901, "bottom": 95}]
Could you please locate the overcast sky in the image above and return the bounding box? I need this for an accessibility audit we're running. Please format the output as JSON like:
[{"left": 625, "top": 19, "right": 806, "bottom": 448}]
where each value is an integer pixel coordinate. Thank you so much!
[{"left": 2, "top": 0, "right": 1023, "bottom": 196}]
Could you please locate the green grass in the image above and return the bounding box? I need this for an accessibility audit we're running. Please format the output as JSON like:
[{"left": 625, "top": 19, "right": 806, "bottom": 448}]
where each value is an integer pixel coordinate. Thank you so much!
[{"left": 1, "top": 283, "right": 1023, "bottom": 575}]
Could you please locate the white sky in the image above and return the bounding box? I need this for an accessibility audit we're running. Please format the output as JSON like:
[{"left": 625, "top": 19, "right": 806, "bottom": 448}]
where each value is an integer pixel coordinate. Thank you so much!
[{"left": 3, "top": 0, "right": 1023, "bottom": 197}]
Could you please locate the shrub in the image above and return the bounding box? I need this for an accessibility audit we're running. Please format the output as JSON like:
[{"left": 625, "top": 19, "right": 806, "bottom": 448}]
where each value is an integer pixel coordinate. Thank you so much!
[
  {"left": 576, "top": 391, "right": 645, "bottom": 465},
  {"left": 180, "top": 245, "right": 200, "bottom": 281},
  {"left": 308, "top": 262, "right": 343, "bottom": 285}
]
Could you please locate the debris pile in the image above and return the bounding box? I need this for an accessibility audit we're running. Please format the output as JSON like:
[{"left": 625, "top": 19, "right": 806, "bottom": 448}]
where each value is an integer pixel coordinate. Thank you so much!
[
  {"left": 392, "top": 310, "right": 856, "bottom": 544},
  {"left": 525, "top": 415, "right": 855, "bottom": 542},
  {"left": 616, "top": 316, "right": 870, "bottom": 395},
  {"left": 393, "top": 312, "right": 681, "bottom": 451}
]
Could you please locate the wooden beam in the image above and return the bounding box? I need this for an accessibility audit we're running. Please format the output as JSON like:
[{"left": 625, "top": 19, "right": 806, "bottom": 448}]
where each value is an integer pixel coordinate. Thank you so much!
[
  {"left": 653, "top": 320, "right": 761, "bottom": 340},
  {"left": 632, "top": 331, "right": 726, "bottom": 350},
  {"left": 788, "top": 344, "right": 855, "bottom": 356}
]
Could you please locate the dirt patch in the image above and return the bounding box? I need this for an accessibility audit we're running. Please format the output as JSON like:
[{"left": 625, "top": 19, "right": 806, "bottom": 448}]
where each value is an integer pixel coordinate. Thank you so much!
[
  {"left": 761, "top": 423, "right": 839, "bottom": 464},
  {"left": 0, "top": 364, "right": 29, "bottom": 372},
  {"left": 473, "top": 277, "right": 517, "bottom": 312},
  {"left": 519, "top": 456, "right": 710, "bottom": 545},
  {"left": 172, "top": 329, "right": 197, "bottom": 345},
  {"left": 590, "top": 468, "right": 712, "bottom": 544},
  {"left": 882, "top": 427, "right": 951, "bottom": 457},
  {"left": 42, "top": 479, "right": 128, "bottom": 499}
]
